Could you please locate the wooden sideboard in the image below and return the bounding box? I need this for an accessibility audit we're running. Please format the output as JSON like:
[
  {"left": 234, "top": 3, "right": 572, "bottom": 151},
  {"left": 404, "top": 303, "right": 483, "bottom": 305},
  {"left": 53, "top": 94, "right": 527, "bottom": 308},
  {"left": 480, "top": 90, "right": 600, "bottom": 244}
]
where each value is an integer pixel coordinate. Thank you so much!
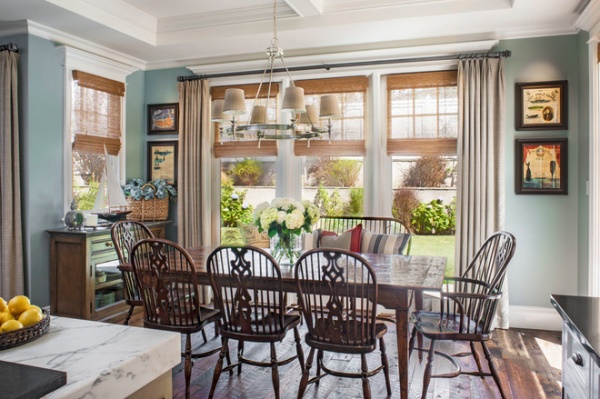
[
  {"left": 551, "top": 294, "right": 600, "bottom": 399},
  {"left": 47, "top": 221, "right": 167, "bottom": 322}
]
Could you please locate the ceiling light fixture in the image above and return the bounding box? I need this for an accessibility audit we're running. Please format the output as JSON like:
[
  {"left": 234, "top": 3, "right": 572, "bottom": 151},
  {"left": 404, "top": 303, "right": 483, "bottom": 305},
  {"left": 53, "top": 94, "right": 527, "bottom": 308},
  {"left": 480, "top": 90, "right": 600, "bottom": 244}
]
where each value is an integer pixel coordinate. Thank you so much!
[{"left": 212, "top": 0, "right": 339, "bottom": 145}]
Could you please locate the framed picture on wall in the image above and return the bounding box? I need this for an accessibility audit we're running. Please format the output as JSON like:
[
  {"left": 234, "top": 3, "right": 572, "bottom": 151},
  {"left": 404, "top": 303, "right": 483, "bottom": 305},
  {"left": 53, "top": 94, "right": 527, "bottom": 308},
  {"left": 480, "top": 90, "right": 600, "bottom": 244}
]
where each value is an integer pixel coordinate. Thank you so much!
[
  {"left": 515, "top": 80, "right": 567, "bottom": 130},
  {"left": 515, "top": 138, "right": 567, "bottom": 195},
  {"left": 147, "top": 140, "right": 178, "bottom": 186},
  {"left": 148, "top": 103, "right": 178, "bottom": 134}
]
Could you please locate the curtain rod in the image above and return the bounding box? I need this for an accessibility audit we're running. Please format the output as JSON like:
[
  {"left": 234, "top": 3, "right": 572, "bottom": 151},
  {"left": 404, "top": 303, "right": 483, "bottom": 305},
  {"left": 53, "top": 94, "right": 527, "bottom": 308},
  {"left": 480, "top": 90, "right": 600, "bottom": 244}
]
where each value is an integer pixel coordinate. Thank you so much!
[
  {"left": 177, "top": 50, "right": 511, "bottom": 82},
  {"left": 0, "top": 43, "right": 18, "bottom": 53}
]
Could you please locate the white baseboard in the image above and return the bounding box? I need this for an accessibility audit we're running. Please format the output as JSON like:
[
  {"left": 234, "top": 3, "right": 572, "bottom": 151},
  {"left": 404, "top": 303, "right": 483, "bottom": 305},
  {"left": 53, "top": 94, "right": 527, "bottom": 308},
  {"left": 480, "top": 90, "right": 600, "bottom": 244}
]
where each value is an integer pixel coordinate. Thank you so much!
[{"left": 509, "top": 305, "right": 563, "bottom": 331}]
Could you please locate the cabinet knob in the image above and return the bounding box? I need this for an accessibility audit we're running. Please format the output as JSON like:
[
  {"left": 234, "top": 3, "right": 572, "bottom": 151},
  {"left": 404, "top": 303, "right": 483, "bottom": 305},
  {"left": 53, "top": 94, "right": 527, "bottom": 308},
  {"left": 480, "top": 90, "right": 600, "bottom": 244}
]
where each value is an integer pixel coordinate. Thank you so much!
[
  {"left": 105, "top": 242, "right": 113, "bottom": 248},
  {"left": 571, "top": 352, "right": 584, "bottom": 367}
]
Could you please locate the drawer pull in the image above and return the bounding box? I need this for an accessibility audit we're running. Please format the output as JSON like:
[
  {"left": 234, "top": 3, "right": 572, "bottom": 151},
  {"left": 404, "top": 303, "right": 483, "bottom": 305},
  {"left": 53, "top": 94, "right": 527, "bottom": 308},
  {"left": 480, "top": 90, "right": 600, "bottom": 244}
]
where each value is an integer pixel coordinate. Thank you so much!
[
  {"left": 105, "top": 242, "right": 113, "bottom": 248},
  {"left": 571, "top": 352, "right": 584, "bottom": 366}
]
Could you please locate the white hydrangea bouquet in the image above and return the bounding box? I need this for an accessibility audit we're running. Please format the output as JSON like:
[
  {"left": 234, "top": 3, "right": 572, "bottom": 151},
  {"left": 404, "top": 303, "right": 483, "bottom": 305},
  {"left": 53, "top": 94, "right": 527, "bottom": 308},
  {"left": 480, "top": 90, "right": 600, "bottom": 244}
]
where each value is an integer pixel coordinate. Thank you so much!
[{"left": 252, "top": 197, "right": 320, "bottom": 265}]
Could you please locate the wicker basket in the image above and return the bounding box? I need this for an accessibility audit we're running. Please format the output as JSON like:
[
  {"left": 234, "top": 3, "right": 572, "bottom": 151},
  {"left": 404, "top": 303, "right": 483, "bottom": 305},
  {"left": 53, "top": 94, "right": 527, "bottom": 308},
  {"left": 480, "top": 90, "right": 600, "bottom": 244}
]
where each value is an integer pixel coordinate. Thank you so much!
[
  {"left": 0, "top": 312, "right": 50, "bottom": 350},
  {"left": 126, "top": 183, "right": 170, "bottom": 221}
]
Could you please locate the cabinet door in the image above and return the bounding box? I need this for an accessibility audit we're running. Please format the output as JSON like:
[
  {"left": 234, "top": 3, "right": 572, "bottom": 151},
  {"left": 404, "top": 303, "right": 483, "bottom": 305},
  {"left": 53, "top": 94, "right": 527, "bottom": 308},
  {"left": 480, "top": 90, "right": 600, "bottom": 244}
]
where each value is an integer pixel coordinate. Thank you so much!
[{"left": 563, "top": 324, "right": 592, "bottom": 399}]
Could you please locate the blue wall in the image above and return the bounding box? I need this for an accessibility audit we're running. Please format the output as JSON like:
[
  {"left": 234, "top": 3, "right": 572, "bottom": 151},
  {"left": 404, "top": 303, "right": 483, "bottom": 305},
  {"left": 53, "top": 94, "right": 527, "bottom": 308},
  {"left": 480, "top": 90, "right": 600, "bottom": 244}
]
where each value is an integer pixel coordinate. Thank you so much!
[{"left": 498, "top": 34, "right": 586, "bottom": 308}]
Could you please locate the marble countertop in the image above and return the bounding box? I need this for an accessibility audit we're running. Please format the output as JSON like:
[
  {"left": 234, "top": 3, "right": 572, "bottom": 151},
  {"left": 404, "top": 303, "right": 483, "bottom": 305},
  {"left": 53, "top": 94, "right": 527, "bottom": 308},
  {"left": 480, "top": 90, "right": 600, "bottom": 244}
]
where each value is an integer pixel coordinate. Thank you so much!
[
  {"left": 551, "top": 294, "right": 600, "bottom": 365},
  {"left": 1, "top": 316, "right": 181, "bottom": 398}
]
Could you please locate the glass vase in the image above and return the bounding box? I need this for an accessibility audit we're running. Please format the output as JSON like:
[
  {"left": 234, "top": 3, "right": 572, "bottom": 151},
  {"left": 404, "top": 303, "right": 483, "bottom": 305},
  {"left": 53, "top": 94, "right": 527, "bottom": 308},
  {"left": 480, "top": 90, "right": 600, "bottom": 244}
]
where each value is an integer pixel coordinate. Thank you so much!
[{"left": 270, "top": 232, "right": 301, "bottom": 267}]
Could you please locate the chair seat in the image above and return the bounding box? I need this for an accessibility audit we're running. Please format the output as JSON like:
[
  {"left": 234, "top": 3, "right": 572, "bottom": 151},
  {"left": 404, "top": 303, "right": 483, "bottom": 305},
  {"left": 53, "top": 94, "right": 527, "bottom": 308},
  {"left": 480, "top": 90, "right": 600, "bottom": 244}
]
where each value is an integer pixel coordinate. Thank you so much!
[
  {"left": 412, "top": 310, "right": 491, "bottom": 341},
  {"left": 306, "top": 319, "right": 387, "bottom": 353},
  {"left": 223, "top": 311, "right": 301, "bottom": 340}
]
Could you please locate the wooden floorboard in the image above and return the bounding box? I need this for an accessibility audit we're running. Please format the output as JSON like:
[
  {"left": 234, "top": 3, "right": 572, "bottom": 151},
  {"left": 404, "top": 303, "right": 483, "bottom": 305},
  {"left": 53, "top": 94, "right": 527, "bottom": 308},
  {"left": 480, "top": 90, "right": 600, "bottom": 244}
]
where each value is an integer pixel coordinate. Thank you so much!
[{"left": 120, "top": 313, "right": 562, "bottom": 398}]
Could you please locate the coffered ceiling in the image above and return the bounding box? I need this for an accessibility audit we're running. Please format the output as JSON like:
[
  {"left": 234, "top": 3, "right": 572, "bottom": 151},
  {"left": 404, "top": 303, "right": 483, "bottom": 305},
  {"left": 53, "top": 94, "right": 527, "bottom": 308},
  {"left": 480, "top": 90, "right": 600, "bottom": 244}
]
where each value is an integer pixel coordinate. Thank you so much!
[{"left": 0, "top": 0, "right": 589, "bottom": 70}]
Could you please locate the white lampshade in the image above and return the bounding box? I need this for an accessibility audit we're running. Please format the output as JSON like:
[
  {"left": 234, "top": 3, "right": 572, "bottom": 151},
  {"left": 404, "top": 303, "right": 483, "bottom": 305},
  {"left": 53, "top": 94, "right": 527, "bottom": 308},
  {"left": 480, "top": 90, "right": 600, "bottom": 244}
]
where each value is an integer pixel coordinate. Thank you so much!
[
  {"left": 298, "top": 104, "right": 318, "bottom": 125},
  {"left": 319, "top": 94, "right": 341, "bottom": 118},
  {"left": 250, "top": 105, "right": 267, "bottom": 124},
  {"left": 211, "top": 99, "right": 226, "bottom": 121},
  {"left": 223, "top": 88, "right": 246, "bottom": 115},
  {"left": 281, "top": 86, "right": 306, "bottom": 114}
]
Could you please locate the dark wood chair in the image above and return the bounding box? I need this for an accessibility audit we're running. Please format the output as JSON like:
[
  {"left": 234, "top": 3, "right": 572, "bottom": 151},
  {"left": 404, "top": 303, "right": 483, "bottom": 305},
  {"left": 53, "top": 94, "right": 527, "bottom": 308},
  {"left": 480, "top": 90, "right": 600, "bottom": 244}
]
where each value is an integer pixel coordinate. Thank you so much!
[
  {"left": 206, "top": 245, "right": 304, "bottom": 399},
  {"left": 110, "top": 220, "right": 154, "bottom": 325},
  {"left": 294, "top": 248, "right": 392, "bottom": 399},
  {"left": 409, "top": 231, "right": 516, "bottom": 399},
  {"left": 130, "top": 238, "right": 222, "bottom": 399}
]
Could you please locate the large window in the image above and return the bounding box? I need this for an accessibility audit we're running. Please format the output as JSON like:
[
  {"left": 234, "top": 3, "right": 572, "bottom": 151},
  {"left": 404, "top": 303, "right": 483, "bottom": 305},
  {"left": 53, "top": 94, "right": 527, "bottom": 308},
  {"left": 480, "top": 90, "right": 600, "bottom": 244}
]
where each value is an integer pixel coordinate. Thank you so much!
[
  {"left": 71, "top": 71, "right": 125, "bottom": 210},
  {"left": 295, "top": 76, "right": 368, "bottom": 215},
  {"left": 387, "top": 70, "right": 458, "bottom": 275}
]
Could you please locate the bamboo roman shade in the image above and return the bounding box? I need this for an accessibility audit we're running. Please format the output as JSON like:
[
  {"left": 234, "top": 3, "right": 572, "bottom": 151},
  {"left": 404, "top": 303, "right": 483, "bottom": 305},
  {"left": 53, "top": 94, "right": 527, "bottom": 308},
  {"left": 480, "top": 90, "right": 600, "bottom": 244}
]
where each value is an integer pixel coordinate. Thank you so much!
[
  {"left": 387, "top": 70, "right": 458, "bottom": 156},
  {"left": 294, "top": 76, "right": 367, "bottom": 156},
  {"left": 71, "top": 70, "right": 125, "bottom": 155},
  {"left": 211, "top": 83, "right": 278, "bottom": 158}
]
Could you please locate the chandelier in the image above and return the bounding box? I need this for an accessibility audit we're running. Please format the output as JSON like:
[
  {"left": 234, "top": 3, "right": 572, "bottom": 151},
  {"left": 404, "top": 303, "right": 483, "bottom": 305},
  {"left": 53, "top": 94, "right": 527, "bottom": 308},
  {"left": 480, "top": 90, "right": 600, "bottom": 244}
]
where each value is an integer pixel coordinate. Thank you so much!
[{"left": 211, "top": 0, "right": 340, "bottom": 144}]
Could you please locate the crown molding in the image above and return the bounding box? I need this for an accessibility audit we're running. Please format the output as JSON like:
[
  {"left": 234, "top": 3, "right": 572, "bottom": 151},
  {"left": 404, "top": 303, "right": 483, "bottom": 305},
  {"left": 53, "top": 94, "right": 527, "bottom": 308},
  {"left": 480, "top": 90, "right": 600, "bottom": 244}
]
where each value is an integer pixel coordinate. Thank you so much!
[
  {"left": 12, "top": 20, "right": 147, "bottom": 71},
  {"left": 57, "top": 45, "right": 138, "bottom": 81},
  {"left": 46, "top": 0, "right": 157, "bottom": 44},
  {"left": 577, "top": 0, "right": 600, "bottom": 37}
]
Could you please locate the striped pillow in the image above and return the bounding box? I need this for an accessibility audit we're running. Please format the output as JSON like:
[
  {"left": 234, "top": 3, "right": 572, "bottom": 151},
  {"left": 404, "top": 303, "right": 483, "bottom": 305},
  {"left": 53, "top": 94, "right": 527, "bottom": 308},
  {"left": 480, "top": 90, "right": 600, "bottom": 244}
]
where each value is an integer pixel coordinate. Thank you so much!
[{"left": 360, "top": 229, "right": 411, "bottom": 255}]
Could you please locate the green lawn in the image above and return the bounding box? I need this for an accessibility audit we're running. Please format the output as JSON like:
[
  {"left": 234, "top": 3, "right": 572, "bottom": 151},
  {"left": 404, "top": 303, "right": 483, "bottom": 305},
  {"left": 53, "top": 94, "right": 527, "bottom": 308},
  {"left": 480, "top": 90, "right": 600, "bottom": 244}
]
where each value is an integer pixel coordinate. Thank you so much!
[{"left": 410, "top": 235, "right": 455, "bottom": 277}]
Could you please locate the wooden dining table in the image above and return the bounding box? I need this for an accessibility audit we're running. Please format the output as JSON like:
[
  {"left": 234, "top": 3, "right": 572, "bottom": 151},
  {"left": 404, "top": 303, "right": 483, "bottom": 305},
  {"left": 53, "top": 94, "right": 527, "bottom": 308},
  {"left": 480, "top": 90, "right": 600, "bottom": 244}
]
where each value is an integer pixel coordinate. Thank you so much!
[{"left": 187, "top": 246, "right": 447, "bottom": 399}]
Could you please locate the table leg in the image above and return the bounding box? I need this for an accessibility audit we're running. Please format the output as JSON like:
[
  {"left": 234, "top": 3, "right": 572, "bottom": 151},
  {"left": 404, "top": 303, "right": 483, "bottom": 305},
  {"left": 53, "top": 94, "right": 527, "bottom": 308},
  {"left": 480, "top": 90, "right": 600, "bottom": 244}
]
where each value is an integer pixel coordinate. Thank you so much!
[{"left": 395, "top": 291, "right": 410, "bottom": 399}]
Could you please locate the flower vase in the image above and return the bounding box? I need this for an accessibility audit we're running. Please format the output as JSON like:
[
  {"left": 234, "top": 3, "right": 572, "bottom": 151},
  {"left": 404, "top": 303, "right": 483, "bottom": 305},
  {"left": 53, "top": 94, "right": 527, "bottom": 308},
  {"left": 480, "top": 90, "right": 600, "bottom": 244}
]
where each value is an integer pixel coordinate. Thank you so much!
[{"left": 270, "top": 232, "right": 301, "bottom": 267}]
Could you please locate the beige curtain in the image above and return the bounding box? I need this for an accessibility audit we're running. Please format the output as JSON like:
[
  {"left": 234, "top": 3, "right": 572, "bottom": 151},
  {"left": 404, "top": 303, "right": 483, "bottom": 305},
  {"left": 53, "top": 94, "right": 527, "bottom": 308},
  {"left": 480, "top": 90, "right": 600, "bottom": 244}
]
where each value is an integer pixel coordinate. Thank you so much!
[
  {"left": 177, "top": 79, "right": 212, "bottom": 303},
  {"left": 456, "top": 57, "right": 508, "bottom": 328},
  {"left": 0, "top": 48, "right": 24, "bottom": 298}
]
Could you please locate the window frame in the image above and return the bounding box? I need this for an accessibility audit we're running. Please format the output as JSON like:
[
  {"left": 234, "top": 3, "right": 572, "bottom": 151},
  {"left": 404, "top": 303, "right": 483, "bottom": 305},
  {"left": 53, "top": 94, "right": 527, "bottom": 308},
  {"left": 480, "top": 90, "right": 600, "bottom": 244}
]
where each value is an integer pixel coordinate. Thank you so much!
[{"left": 59, "top": 46, "right": 136, "bottom": 213}]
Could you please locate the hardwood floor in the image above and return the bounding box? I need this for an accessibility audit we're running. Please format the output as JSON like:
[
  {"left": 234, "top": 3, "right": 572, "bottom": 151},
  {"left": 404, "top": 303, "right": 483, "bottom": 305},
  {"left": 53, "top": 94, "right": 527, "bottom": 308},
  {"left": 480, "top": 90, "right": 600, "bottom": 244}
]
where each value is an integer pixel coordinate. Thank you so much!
[{"left": 122, "top": 311, "right": 562, "bottom": 398}]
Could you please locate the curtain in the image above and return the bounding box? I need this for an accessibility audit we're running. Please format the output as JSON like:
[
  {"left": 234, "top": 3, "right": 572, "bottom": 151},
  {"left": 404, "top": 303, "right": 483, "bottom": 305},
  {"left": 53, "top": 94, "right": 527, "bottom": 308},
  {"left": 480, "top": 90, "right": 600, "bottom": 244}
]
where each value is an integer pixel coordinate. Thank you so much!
[
  {"left": 456, "top": 58, "right": 508, "bottom": 328},
  {"left": 177, "top": 79, "right": 212, "bottom": 303},
  {"left": 0, "top": 49, "right": 24, "bottom": 298}
]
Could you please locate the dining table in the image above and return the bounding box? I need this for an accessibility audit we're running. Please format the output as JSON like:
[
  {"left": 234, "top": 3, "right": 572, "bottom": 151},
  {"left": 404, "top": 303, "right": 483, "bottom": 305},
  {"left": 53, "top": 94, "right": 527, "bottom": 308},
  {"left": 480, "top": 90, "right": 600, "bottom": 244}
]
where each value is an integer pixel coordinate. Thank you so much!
[{"left": 187, "top": 246, "right": 447, "bottom": 399}]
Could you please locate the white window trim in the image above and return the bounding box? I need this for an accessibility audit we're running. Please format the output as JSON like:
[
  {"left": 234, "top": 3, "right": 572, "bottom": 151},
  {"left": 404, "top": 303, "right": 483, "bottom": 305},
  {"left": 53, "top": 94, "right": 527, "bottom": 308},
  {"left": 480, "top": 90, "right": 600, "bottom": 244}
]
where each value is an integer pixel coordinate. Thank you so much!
[{"left": 57, "top": 46, "right": 137, "bottom": 213}]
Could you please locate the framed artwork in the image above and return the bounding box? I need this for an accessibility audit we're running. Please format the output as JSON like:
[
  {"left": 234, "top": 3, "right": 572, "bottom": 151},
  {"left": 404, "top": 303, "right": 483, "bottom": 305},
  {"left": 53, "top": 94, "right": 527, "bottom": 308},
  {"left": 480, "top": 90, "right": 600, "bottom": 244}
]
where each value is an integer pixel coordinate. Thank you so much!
[
  {"left": 515, "top": 80, "right": 567, "bottom": 130},
  {"left": 148, "top": 103, "right": 178, "bottom": 134},
  {"left": 515, "top": 138, "right": 567, "bottom": 195},
  {"left": 147, "top": 140, "right": 178, "bottom": 186}
]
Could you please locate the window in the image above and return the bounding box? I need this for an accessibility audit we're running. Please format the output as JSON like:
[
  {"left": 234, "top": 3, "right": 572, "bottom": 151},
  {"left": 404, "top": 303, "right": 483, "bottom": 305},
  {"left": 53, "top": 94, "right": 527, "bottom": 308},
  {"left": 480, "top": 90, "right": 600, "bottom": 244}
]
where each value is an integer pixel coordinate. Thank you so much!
[
  {"left": 71, "top": 71, "right": 125, "bottom": 210},
  {"left": 294, "top": 76, "right": 368, "bottom": 216}
]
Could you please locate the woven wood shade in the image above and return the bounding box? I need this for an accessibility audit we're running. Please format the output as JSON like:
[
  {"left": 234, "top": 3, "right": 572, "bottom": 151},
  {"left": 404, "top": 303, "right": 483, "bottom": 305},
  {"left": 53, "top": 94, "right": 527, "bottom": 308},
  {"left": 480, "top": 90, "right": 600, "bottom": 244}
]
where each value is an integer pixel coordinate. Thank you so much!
[
  {"left": 386, "top": 70, "right": 457, "bottom": 89},
  {"left": 295, "top": 76, "right": 368, "bottom": 94},
  {"left": 386, "top": 138, "right": 457, "bottom": 156},
  {"left": 72, "top": 134, "right": 121, "bottom": 155},
  {"left": 72, "top": 70, "right": 125, "bottom": 96},
  {"left": 213, "top": 141, "right": 278, "bottom": 158},
  {"left": 294, "top": 140, "right": 365, "bottom": 156},
  {"left": 72, "top": 70, "right": 124, "bottom": 155},
  {"left": 211, "top": 83, "right": 279, "bottom": 100}
]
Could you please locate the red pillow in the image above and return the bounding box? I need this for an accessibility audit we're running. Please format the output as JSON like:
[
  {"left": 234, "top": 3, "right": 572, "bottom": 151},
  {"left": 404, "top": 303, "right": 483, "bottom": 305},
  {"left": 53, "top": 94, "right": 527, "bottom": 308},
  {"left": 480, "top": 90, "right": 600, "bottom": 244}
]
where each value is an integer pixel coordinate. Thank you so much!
[{"left": 318, "top": 224, "right": 362, "bottom": 252}]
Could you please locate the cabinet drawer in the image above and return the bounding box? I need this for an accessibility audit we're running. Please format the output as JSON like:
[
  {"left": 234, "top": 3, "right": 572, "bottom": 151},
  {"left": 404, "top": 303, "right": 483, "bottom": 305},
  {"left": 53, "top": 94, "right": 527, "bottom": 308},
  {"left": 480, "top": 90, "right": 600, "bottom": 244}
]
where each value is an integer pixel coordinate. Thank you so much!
[{"left": 90, "top": 235, "right": 116, "bottom": 258}]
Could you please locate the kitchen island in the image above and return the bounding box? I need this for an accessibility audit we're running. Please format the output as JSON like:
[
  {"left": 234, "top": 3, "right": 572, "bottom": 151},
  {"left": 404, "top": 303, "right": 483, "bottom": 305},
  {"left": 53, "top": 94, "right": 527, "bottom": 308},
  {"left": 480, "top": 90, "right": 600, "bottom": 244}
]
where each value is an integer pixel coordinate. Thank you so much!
[{"left": 0, "top": 316, "right": 181, "bottom": 398}]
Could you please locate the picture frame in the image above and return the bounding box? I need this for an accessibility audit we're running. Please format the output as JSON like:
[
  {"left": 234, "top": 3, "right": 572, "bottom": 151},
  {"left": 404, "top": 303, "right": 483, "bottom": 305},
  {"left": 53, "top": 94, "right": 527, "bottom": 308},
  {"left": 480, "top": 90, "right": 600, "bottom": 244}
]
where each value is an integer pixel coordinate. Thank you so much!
[
  {"left": 515, "top": 138, "right": 567, "bottom": 195},
  {"left": 147, "top": 140, "right": 178, "bottom": 186},
  {"left": 515, "top": 80, "right": 567, "bottom": 130},
  {"left": 147, "top": 103, "right": 178, "bottom": 134}
]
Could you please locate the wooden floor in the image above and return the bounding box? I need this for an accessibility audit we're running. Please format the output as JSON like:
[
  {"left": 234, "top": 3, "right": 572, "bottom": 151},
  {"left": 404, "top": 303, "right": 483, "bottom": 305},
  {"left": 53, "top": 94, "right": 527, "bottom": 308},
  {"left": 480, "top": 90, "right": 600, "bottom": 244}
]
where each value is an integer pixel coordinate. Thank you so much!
[{"left": 121, "top": 311, "right": 562, "bottom": 399}]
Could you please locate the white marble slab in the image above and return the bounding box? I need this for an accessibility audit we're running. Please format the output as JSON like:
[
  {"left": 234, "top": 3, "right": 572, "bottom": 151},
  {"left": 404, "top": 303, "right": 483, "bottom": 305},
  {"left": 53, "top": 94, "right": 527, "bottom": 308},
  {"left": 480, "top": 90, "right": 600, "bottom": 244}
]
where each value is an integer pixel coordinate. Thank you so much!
[{"left": 1, "top": 316, "right": 181, "bottom": 398}]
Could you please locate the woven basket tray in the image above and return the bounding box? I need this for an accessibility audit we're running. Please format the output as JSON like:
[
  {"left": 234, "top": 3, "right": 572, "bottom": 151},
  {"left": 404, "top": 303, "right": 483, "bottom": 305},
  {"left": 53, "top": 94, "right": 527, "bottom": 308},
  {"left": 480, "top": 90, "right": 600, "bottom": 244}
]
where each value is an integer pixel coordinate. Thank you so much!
[
  {"left": 0, "top": 313, "right": 50, "bottom": 350},
  {"left": 127, "top": 197, "right": 169, "bottom": 221}
]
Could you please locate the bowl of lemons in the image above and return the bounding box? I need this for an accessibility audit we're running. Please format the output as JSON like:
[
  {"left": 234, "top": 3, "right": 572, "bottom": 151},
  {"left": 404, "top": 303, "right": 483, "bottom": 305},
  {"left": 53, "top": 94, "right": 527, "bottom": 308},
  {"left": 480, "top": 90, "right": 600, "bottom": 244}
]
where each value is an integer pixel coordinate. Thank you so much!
[{"left": 0, "top": 295, "right": 50, "bottom": 350}]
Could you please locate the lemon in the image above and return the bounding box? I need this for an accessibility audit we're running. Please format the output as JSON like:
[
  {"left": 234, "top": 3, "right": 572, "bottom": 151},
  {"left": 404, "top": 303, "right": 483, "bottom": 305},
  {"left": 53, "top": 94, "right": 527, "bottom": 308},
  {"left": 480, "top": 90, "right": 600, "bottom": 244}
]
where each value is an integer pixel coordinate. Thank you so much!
[
  {"left": 0, "top": 297, "right": 7, "bottom": 312},
  {"left": 0, "top": 311, "right": 15, "bottom": 324},
  {"left": 28, "top": 305, "right": 43, "bottom": 315},
  {"left": 8, "top": 295, "right": 30, "bottom": 317},
  {"left": 18, "top": 308, "right": 43, "bottom": 327},
  {"left": 1, "top": 319, "right": 23, "bottom": 332}
]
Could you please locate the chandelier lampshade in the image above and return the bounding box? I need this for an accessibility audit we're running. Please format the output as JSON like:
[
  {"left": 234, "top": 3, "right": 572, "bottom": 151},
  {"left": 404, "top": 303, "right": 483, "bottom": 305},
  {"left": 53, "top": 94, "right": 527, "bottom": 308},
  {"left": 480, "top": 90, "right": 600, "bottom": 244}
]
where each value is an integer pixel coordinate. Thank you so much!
[{"left": 223, "top": 88, "right": 246, "bottom": 115}]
